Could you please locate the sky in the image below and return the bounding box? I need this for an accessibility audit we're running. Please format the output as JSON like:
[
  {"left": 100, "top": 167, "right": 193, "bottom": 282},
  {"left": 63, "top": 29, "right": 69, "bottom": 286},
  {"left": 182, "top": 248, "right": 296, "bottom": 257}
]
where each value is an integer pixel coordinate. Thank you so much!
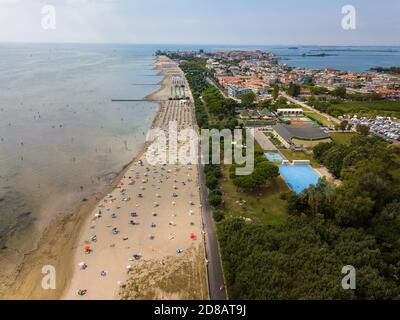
[{"left": 0, "top": 0, "right": 399, "bottom": 45}]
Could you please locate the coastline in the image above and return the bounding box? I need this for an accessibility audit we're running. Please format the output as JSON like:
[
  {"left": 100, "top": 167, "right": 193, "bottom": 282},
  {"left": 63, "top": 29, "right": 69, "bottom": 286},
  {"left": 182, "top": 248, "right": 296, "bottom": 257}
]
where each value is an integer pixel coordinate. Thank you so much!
[
  {"left": 4, "top": 55, "right": 208, "bottom": 300},
  {"left": 1, "top": 58, "right": 165, "bottom": 300},
  {"left": 61, "top": 55, "right": 207, "bottom": 300}
]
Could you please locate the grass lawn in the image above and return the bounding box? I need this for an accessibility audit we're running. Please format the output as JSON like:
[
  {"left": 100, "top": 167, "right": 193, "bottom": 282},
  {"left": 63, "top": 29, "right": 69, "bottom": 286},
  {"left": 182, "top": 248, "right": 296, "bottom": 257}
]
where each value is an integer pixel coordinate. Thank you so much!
[
  {"left": 304, "top": 110, "right": 337, "bottom": 127},
  {"left": 331, "top": 100, "right": 400, "bottom": 117},
  {"left": 279, "top": 149, "right": 321, "bottom": 168},
  {"left": 330, "top": 132, "right": 358, "bottom": 144},
  {"left": 220, "top": 165, "right": 289, "bottom": 225}
]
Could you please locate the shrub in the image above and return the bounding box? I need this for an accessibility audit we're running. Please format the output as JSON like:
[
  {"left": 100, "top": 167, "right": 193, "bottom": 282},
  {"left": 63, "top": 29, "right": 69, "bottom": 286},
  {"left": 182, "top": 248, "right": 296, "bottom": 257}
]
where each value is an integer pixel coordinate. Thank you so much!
[
  {"left": 213, "top": 210, "right": 225, "bottom": 222},
  {"left": 208, "top": 192, "right": 223, "bottom": 207}
]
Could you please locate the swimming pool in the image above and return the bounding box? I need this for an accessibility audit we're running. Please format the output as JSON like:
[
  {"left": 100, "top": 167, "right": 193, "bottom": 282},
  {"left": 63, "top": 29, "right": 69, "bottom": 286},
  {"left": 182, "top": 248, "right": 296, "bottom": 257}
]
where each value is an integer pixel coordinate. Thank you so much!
[
  {"left": 279, "top": 165, "right": 321, "bottom": 193},
  {"left": 265, "top": 152, "right": 285, "bottom": 163}
]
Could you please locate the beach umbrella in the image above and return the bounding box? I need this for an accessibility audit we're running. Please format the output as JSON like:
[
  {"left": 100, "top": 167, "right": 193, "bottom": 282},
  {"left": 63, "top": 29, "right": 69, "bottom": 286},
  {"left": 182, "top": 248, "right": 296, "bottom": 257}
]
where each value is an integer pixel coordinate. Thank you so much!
[
  {"left": 133, "top": 253, "right": 141, "bottom": 260},
  {"left": 84, "top": 246, "right": 92, "bottom": 254},
  {"left": 100, "top": 270, "right": 107, "bottom": 277},
  {"left": 117, "top": 281, "right": 126, "bottom": 288},
  {"left": 77, "top": 289, "right": 88, "bottom": 296},
  {"left": 78, "top": 262, "right": 87, "bottom": 270},
  {"left": 126, "top": 265, "right": 133, "bottom": 271}
]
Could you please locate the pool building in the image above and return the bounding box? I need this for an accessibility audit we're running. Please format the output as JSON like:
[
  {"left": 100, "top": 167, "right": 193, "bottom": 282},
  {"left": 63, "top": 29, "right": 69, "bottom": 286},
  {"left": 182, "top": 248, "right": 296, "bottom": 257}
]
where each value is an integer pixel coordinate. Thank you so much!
[{"left": 272, "top": 124, "right": 331, "bottom": 149}]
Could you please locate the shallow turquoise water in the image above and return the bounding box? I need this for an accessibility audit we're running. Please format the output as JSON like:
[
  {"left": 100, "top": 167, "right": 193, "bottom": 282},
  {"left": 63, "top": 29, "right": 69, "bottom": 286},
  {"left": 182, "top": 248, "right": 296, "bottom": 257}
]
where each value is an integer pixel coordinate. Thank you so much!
[{"left": 265, "top": 152, "right": 285, "bottom": 163}]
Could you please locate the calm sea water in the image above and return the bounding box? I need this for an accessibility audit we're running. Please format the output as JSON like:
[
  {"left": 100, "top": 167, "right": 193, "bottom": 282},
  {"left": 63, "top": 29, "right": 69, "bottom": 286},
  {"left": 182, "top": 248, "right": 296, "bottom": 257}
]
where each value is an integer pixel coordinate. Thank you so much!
[
  {"left": 0, "top": 44, "right": 162, "bottom": 261},
  {"left": 156, "top": 44, "right": 400, "bottom": 71}
]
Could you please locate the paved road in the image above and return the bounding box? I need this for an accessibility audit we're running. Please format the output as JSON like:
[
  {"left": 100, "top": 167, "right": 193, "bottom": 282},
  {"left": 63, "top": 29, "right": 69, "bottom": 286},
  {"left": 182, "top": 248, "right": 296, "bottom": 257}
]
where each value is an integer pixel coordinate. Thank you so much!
[
  {"left": 254, "top": 128, "right": 277, "bottom": 151},
  {"left": 185, "top": 72, "right": 228, "bottom": 300},
  {"left": 280, "top": 92, "right": 341, "bottom": 125},
  {"left": 197, "top": 160, "right": 228, "bottom": 300}
]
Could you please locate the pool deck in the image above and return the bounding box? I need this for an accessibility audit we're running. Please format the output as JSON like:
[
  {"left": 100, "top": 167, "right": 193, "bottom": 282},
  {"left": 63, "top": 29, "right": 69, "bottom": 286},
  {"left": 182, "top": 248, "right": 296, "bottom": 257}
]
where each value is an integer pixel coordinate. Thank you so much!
[{"left": 254, "top": 129, "right": 277, "bottom": 151}]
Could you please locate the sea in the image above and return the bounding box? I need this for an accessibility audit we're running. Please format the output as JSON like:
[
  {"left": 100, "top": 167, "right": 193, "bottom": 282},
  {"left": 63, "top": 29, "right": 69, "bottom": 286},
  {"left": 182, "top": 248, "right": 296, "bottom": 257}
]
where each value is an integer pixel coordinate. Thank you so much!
[
  {"left": 157, "top": 44, "right": 400, "bottom": 72},
  {"left": 0, "top": 43, "right": 400, "bottom": 287},
  {"left": 0, "top": 44, "right": 162, "bottom": 283}
]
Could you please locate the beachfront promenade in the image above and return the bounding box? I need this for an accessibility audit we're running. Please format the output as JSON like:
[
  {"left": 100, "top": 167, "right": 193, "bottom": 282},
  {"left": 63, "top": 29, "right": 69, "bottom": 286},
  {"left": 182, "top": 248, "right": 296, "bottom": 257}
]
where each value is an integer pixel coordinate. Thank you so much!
[{"left": 188, "top": 73, "right": 228, "bottom": 300}]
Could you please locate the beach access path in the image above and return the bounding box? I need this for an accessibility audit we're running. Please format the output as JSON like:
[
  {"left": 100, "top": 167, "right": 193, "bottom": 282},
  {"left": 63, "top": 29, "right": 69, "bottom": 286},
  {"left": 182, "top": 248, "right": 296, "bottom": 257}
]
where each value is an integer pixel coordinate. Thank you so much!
[{"left": 254, "top": 128, "right": 278, "bottom": 151}]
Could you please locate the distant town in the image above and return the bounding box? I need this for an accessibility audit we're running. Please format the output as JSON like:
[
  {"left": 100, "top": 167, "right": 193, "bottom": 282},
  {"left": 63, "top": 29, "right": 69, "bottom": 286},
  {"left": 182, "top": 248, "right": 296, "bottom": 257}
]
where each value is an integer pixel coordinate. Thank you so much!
[
  {"left": 159, "top": 49, "right": 400, "bottom": 143},
  {"left": 158, "top": 48, "right": 400, "bottom": 301}
]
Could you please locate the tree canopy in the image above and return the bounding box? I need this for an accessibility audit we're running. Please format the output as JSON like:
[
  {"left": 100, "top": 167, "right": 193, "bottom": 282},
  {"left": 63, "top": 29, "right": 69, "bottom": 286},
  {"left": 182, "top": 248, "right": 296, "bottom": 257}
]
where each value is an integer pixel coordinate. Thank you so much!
[{"left": 219, "top": 217, "right": 400, "bottom": 300}]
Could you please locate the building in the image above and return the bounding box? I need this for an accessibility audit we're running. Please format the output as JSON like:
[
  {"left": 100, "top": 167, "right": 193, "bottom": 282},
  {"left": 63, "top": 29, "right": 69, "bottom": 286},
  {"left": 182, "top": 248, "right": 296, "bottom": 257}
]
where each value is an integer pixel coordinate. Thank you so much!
[
  {"left": 239, "top": 108, "right": 275, "bottom": 121},
  {"left": 277, "top": 108, "right": 304, "bottom": 117},
  {"left": 272, "top": 124, "right": 331, "bottom": 149},
  {"left": 228, "top": 86, "right": 253, "bottom": 98},
  {"left": 259, "top": 108, "right": 274, "bottom": 120},
  {"left": 239, "top": 109, "right": 259, "bottom": 120}
]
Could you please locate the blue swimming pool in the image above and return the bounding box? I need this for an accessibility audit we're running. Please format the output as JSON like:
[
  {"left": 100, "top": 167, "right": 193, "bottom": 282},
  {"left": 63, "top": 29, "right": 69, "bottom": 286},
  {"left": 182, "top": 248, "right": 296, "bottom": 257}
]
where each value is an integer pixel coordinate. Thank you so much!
[
  {"left": 279, "top": 165, "right": 321, "bottom": 193},
  {"left": 265, "top": 152, "right": 285, "bottom": 163}
]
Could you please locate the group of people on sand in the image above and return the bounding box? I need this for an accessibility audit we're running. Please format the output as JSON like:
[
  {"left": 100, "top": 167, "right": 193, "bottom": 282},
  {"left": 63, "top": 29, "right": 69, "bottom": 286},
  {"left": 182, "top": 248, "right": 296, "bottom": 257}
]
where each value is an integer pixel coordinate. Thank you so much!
[{"left": 75, "top": 155, "right": 200, "bottom": 297}]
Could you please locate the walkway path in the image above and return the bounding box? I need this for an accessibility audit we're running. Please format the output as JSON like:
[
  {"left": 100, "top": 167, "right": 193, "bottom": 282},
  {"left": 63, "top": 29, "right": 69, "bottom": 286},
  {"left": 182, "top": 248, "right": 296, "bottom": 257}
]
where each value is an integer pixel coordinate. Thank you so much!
[
  {"left": 254, "top": 128, "right": 277, "bottom": 151},
  {"left": 188, "top": 73, "right": 228, "bottom": 300}
]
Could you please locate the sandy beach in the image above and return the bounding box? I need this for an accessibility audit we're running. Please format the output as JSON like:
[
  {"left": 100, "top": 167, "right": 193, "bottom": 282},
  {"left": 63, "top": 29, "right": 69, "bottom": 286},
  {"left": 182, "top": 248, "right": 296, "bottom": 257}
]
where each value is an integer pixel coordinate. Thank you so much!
[{"left": 61, "top": 56, "right": 207, "bottom": 300}]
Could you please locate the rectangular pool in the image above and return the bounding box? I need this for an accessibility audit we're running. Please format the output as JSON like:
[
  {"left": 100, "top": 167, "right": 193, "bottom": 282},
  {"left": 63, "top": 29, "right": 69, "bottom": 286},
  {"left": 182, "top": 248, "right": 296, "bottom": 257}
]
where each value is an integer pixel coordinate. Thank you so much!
[
  {"left": 265, "top": 152, "right": 285, "bottom": 163},
  {"left": 279, "top": 165, "right": 321, "bottom": 193}
]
